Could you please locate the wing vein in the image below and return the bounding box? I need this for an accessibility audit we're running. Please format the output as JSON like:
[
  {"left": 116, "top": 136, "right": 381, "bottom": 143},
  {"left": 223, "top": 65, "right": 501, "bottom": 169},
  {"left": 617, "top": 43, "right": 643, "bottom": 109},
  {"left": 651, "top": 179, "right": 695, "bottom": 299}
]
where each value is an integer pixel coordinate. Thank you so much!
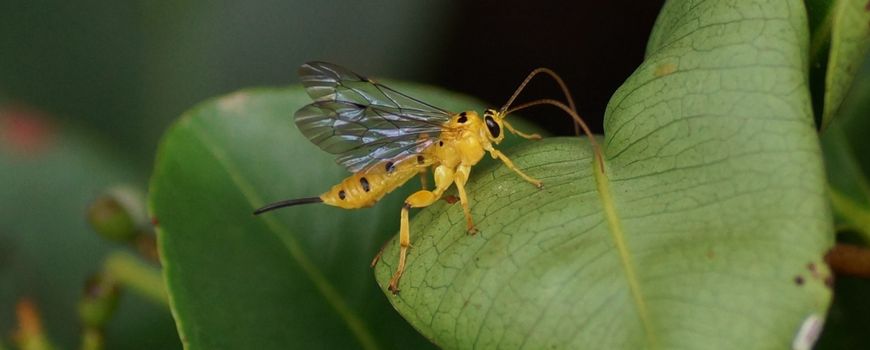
[{"left": 295, "top": 62, "right": 452, "bottom": 172}]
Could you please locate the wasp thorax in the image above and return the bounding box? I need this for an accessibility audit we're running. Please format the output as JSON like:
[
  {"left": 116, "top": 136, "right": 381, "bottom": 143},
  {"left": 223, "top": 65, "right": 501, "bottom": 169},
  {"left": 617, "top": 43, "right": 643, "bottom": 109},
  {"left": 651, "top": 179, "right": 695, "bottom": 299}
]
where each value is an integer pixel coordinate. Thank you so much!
[{"left": 457, "top": 111, "right": 468, "bottom": 124}]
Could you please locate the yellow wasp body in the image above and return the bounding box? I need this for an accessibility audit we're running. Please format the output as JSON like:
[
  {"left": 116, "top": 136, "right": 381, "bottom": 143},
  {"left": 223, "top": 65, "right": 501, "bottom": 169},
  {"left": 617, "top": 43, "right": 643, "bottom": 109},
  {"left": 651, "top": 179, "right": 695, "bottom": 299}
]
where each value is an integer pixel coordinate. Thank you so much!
[
  {"left": 316, "top": 109, "right": 540, "bottom": 209},
  {"left": 255, "top": 62, "right": 594, "bottom": 293}
]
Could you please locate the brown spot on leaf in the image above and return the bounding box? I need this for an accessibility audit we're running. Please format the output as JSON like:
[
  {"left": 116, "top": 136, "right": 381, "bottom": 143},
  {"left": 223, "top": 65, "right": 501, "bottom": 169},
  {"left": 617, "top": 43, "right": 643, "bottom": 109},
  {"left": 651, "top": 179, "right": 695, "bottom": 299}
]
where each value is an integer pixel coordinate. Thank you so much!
[
  {"left": 706, "top": 248, "right": 715, "bottom": 259},
  {"left": 443, "top": 195, "right": 459, "bottom": 204},
  {"left": 654, "top": 62, "right": 677, "bottom": 77},
  {"left": 794, "top": 276, "right": 804, "bottom": 286}
]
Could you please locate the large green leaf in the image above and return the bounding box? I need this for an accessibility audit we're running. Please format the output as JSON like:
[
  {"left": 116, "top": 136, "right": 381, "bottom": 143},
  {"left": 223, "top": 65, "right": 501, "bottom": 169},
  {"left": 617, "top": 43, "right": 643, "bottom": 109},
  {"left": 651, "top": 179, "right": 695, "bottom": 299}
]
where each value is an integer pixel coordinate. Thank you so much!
[
  {"left": 820, "top": 0, "right": 870, "bottom": 129},
  {"left": 148, "top": 84, "right": 543, "bottom": 349},
  {"left": 375, "top": 1, "right": 833, "bottom": 348}
]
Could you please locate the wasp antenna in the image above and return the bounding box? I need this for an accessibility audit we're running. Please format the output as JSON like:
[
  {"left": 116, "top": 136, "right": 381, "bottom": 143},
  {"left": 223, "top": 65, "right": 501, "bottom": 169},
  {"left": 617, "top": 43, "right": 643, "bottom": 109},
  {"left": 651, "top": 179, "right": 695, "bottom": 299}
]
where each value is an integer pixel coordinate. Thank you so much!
[
  {"left": 253, "top": 197, "right": 323, "bottom": 215},
  {"left": 504, "top": 98, "right": 603, "bottom": 169},
  {"left": 499, "top": 67, "right": 581, "bottom": 135},
  {"left": 499, "top": 68, "right": 576, "bottom": 114}
]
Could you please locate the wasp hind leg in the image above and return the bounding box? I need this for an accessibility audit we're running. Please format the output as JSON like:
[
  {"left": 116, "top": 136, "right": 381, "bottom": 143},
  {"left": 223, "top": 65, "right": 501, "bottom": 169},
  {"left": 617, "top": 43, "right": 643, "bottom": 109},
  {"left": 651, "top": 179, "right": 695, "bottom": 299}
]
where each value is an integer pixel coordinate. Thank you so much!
[{"left": 388, "top": 165, "right": 454, "bottom": 294}]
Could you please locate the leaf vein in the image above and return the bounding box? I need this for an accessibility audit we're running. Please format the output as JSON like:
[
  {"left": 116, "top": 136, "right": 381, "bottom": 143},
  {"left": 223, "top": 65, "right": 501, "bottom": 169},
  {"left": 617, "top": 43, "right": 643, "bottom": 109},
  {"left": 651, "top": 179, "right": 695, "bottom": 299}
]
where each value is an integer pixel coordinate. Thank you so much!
[{"left": 186, "top": 121, "right": 380, "bottom": 350}]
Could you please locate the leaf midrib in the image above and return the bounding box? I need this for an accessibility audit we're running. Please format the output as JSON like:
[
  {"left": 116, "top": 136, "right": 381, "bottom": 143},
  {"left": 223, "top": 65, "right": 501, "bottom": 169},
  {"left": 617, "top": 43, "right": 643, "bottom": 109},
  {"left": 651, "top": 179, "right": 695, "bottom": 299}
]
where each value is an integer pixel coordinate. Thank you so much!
[
  {"left": 594, "top": 153, "right": 657, "bottom": 348},
  {"left": 186, "top": 119, "right": 380, "bottom": 350}
]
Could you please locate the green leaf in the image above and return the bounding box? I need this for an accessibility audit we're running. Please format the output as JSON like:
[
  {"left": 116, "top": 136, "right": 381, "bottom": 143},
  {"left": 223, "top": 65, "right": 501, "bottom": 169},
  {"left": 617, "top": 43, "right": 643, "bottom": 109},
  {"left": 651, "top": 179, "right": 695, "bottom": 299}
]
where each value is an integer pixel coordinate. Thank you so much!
[
  {"left": 821, "top": 0, "right": 870, "bottom": 129},
  {"left": 148, "top": 84, "right": 543, "bottom": 349},
  {"left": 375, "top": 1, "right": 833, "bottom": 348},
  {"left": 820, "top": 50, "right": 870, "bottom": 239},
  {"left": 822, "top": 125, "right": 870, "bottom": 239},
  {"left": 0, "top": 107, "right": 178, "bottom": 349}
]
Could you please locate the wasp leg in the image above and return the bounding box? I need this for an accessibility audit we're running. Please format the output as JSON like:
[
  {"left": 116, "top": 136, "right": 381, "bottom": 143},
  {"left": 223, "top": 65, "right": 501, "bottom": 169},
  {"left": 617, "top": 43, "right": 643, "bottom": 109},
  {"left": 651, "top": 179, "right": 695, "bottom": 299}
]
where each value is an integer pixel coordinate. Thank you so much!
[
  {"left": 389, "top": 165, "right": 455, "bottom": 294},
  {"left": 370, "top": 238, "right": 390, "bottom": 267},
  {"left": 503, "top": 120, "right": 542, "bottom": 140},
  {"left": 419, "top": 167, "right": 429, "bottom": 190},
  {"left": 453, "top": 164, "right": 477, "bottom": 234},
  {"left": 489, "top": 148, "right": 543, "bottom": 188}
]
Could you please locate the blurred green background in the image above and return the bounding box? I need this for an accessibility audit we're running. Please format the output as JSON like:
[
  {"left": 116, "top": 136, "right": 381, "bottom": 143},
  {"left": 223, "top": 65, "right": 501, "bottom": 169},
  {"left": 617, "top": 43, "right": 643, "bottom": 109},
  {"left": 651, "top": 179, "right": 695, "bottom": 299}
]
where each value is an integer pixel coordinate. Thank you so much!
[{"left": 10, "top": 0, "right": 870, "bottom": 348}]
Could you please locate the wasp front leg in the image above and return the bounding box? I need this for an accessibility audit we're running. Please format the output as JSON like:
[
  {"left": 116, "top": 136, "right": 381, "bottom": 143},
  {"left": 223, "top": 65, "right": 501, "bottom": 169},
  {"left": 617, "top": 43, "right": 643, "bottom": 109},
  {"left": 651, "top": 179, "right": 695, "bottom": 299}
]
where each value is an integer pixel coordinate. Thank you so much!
[
  {"left": 453, "top": 164, "right": 477, "bottom": 234},
  {"left": 489, "top": 148, "right": 543, "bottom": 188},
  {"left": 389, "top": 165, "right": 455, "bottom": 294},
  {"left": 503, "top": 120, "right": 542, "bottom": 140}
]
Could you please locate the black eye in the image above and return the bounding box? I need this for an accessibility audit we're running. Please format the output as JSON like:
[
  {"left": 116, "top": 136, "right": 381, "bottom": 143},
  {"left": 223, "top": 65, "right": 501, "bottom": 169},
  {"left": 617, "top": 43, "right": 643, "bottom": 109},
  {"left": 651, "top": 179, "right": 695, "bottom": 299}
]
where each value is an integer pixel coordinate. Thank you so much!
[{"left": 485, "top": 116, "right": 501, "bottom": 138}]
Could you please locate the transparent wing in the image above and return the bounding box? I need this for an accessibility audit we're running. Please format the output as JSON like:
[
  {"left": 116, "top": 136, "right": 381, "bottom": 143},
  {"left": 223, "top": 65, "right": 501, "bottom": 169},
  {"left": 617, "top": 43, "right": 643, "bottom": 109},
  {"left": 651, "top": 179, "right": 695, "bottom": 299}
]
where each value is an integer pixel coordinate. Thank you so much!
[
  {"left": 295, "top": 100, "right": 443, "bottom": 172},
  {"left": 299, "top": 62, "right": 453, "bottom": 119},
  {"left": 295, "top": 62, "right": 452, "bottom": 172}
]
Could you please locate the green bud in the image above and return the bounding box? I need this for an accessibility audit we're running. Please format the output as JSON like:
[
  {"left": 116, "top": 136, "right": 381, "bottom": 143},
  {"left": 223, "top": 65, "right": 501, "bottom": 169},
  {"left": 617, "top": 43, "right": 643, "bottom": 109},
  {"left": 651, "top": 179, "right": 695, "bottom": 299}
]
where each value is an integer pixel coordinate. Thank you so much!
[
  {"left": 78, "top": 275, "right": 120, "bottom": 328},
  {"left": 87, "top": 186, "right": 147, "bottom": 242},
  {"left": 80, "top": 327, "right": 104, "bottom": 350}
]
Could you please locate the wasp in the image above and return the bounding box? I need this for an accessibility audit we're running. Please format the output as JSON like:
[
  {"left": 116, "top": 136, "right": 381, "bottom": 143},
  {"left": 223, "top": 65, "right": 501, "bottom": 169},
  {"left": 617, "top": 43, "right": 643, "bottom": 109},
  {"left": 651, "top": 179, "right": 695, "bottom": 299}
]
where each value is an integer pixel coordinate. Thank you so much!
[{"left": 254, "top": 62, "right": 596, "bottom": 293}]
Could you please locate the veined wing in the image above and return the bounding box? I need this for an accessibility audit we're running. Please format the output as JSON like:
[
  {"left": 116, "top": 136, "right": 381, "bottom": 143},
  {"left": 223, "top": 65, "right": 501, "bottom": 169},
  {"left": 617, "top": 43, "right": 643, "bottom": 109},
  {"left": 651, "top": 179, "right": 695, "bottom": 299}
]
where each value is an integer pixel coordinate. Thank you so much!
[
  {"left": 295, "top": 100, "right": 443, "bottom": 172},
  {"left": 295, "top": 62, "right": 452, "bottom": 172},
  {"left": 299, "top": 61, "right": 452, "bottom": 122}
]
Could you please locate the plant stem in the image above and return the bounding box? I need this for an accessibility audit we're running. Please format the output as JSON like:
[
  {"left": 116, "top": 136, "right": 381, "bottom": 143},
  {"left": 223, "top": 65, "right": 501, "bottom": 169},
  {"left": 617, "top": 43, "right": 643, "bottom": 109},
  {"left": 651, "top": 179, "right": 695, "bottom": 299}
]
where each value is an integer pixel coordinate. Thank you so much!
[
  {"left": 103, "top": 252, "right": 168, "bottom": 306},
  {"left": 826, "top": 243, "right": 870, "bottom": 278}
]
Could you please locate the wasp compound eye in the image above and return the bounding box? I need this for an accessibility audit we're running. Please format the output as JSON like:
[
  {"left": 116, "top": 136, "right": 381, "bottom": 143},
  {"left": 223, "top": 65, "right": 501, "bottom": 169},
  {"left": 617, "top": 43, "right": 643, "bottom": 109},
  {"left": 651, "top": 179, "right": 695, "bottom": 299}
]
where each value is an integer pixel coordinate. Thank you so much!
[{"left": 485, "top": 116, "right": 501, "bottom": 138}]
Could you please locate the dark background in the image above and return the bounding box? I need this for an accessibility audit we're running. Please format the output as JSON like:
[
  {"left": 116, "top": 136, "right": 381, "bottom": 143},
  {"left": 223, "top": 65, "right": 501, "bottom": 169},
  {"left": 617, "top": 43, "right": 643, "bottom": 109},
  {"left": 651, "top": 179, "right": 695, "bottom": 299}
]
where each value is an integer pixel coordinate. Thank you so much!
[
  {"left": 1, "top": 0, "right": 665, "bottom": 167},
  {"left": 437, "top": 1, "right": 664, "bottom": 135}
]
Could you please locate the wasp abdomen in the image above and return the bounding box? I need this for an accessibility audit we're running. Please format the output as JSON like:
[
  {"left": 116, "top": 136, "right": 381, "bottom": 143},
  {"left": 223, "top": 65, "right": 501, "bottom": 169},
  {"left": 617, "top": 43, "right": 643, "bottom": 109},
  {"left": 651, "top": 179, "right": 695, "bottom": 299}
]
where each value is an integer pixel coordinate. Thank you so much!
[{"left": 320, "top": 159, "right": 423, "bottom": 209}]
